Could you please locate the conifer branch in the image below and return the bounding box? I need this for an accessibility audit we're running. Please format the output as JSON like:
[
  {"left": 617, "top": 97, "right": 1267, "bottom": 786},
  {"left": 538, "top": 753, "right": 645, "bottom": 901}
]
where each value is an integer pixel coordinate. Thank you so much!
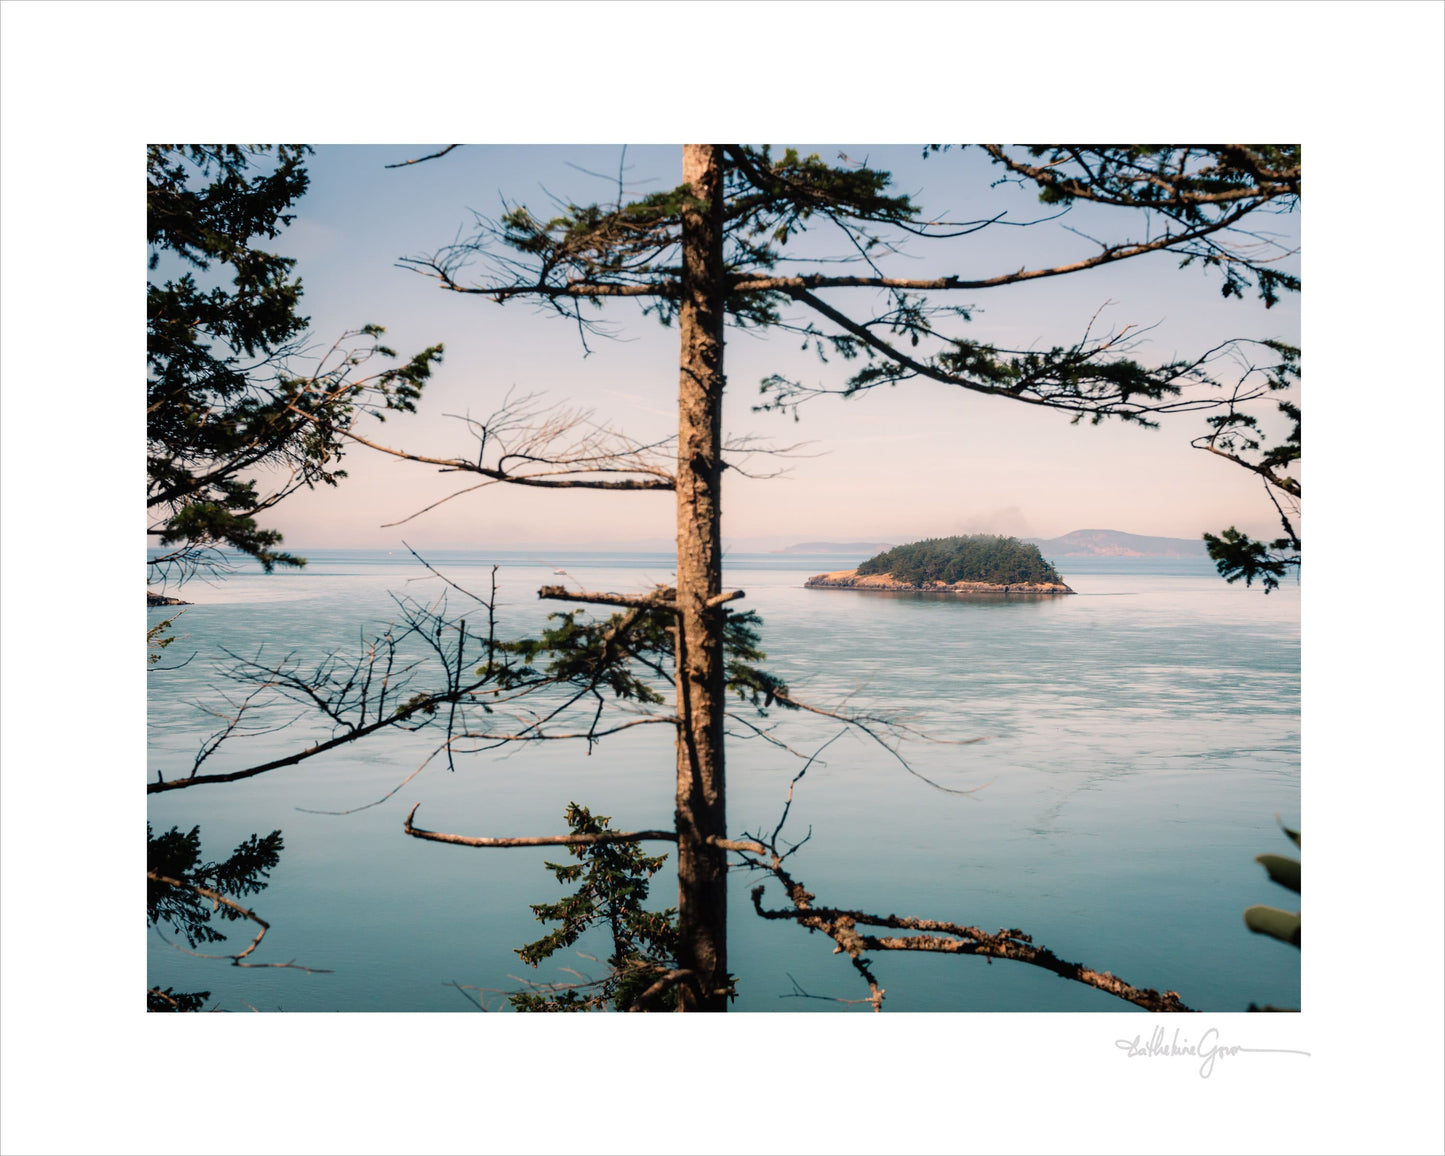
[{"left": 147, "top": 872, "right": 331, "bottom": 973}]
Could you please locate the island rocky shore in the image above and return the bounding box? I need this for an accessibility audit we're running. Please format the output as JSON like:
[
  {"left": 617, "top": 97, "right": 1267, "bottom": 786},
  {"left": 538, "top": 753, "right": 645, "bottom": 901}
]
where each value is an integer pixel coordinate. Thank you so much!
[
  {"left": 147, "top": 591, "right": 192, "bottom": 607},
  {"left": 804, "top": 568, "right": 1075, "bottom": 595}
]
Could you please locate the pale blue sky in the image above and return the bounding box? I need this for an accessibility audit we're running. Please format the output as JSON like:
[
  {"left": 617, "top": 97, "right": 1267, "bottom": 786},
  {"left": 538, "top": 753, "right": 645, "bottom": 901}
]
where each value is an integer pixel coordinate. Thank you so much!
[{"left": 247, "top": 143, "right": 1301, "bottom": 551}]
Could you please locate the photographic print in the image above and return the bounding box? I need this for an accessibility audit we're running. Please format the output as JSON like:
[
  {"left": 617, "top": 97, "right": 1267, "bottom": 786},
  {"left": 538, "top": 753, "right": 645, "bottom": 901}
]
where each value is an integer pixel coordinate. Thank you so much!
[{"left": 146, "top": 143, "right": 1302, "bottom": 1015}]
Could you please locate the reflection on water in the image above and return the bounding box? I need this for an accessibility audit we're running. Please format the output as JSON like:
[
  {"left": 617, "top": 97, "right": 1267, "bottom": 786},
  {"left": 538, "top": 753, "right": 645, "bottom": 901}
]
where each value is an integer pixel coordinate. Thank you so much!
[{"left": 148, "top": 550, "right": 1299, "bottom": 1012}]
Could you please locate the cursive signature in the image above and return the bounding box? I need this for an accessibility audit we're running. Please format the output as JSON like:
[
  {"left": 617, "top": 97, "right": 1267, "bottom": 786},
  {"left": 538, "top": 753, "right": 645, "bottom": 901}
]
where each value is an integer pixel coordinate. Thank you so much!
[{"left": 1116, "top": 1025, "right": 1310, "bottom": 1079}]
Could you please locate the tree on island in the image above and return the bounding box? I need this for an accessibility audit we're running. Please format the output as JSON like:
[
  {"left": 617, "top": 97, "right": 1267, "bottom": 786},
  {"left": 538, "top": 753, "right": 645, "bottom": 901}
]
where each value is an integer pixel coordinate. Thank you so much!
[
  {"left": 854, "top": 535, "right": 1066, "bottom": 587},
  {"left": 153, "top": 144, "right": 1298, "bottom": 1011}
]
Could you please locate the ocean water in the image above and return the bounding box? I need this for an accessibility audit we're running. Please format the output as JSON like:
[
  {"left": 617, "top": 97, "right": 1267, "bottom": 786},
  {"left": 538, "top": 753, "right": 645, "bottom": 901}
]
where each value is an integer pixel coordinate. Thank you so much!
[{"left": 146, "top": 549, "right": 1300, "bottom": 1012}]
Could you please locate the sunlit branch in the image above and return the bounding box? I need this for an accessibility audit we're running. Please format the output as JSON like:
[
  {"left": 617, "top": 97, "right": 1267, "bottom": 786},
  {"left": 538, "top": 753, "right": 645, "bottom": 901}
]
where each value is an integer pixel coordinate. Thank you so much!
[
  {"left": 403, "top": 803, "right": 765, "bottom": 854},
  {"left": 538, "top": 585, "right": 677, "bottom": 610},
  {"left": 732, "top": 783, "right": 1192, "bottom": 1013},
  {"left": 535, "top": 585, "right": 745, "bottom": 611},
  {"left": 746, "top": 869, "right": 1193, "bottom": 1012}
]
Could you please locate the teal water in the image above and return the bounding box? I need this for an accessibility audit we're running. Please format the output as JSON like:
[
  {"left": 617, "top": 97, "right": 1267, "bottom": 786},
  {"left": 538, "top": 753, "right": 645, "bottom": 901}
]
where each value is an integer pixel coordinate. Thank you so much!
[{"left": 147, "top": 550, "right": 1300, "bottom": 1012}]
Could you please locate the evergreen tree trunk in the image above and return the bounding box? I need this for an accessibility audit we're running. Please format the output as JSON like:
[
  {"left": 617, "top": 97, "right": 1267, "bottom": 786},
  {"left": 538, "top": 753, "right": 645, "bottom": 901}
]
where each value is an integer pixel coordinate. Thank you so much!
[{"left": 673, "top": 144, "right": 729, "bottom": 1010}]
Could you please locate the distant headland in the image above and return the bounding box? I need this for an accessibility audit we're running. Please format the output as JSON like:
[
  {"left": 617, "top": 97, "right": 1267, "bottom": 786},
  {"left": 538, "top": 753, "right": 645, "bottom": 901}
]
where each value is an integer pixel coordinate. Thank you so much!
[
  {"left": 1022, "top": 529, "right": 1207, "bottom": 558},
  {"left": 806, "top": 535, "right": 1074, "bottom": 595}
]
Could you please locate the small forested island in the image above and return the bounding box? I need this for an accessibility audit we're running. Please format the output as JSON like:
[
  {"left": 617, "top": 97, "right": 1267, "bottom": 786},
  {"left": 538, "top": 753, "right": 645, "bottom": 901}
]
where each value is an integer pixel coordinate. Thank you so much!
[{"left": 806, "top": 534, "right": 1074, "bottom": 594}]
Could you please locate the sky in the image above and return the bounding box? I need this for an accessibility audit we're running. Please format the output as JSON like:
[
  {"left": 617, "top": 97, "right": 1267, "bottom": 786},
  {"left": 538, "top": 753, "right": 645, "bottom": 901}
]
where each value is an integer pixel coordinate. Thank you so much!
[{"left": 234, "top": 142, "right": 1302, "bottom": 551}]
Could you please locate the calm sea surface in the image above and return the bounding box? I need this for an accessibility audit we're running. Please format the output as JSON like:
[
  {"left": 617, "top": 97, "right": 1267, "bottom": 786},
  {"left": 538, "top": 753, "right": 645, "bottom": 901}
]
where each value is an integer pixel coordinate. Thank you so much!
[{"left": 147, "top": 549, "right": 1300, "bottom": 1012}]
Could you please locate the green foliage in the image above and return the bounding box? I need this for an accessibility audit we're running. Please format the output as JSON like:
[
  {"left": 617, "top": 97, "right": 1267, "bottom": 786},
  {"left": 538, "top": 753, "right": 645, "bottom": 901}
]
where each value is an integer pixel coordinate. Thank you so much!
[
  {"left": 1204, "top": 526, "right": 1297, "bottom": 592},
  {"left": 723, "top": 610, "right": 795, "bottom": 711},
  {"left": 1201, "top": 342, "right": 1301, "bottom": 592},
  {"left": 147, "top": 823, "right": 283, "bottom": 947},
  {"left": 425, "top": 145, "right": 920, "bottom": 333},
  {"left": 147, "top": 614, "right": 182, "bottom": 664},
  {"left": 1243, "top": 905, "right": 1301, "bottom": 947},
  {"left": 147, "top": 987, "right": 210, "bottom": 1012},
  {"left": 491, "top": 604, "right": 795, "bottom": 712},
  {"left": 982, "top": 145, "right": 1301, "bottom": 307},
  {"left": 1255, "top": 854, "right": 1301, "bottom": 894},
  {"left": 430, "top": 144, "right": 1299, "bottom": 436},
  {"left": 148, "top": 145, "right": 443, "bottom": 575},
  {"left": 147, "top": 823, "right": 285, "bottom": 1012},
  {"left": 1244, "top": 825, "right": 1301, "bottom": 949},
  {"left": 744, "top": 144, "right": 1301, "bottom": 426},
  {"left": 803, "top": 333, "right": 1218, "bottom": 431},
  {"left": 511, "top": 804, "right": 679, "bottom": 1012},
  {"left": 497, "top": 606, "right": 672, "bottom": 705},
  {"left": 856, "top": 534, "right": 1064, "bottom": 586}
]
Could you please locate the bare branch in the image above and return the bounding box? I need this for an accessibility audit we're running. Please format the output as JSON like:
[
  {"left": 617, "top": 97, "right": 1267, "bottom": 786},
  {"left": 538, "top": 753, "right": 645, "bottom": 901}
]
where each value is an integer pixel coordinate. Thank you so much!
[
  {"left": 538, "top": 585, "right": 677, "bottom": 610},
  {"left": 738, "top": 850, "right": 1190, "bottom": 1013},
  {"left": 771, "top": 689, "right": 988, "bottom": 796},
  {"left": 534, "top": 585, "right": 744, "bottom": 611},
  {"left": 404, "top": 803, "right": 677, "bottom": 849},
  {"left": 290, "top": 388, "right": 676, "bottom": 500},
  {"left": 403, "top": 804, "right": 763, "bottom": 854},
  {"left": 1192, "top": 438, "right": 1300, "bottom": 497},
  {"left": 778, "top": 972, "right": 882, "bottom": 1008},
  {"left": 399, "top": 255, "right": 680, "bottom": 301},
  {"left": 294, "top": 747, "right": 445, "bottom": 816},
  {"left": 325, "top": 427, "right": 674, "bottom": 489},
  {"left": 385, "top": 144, "right": 462, "bottom": 169},
  {"left": 730, "top": 766, "right": 1191, "bottom": 1013},
  {"left": 150, "top": 580, "right": 534, "bottom": 793},
  {"left": 446, "top": 712, "right": 680, "bottom": 753},
  {"left": 147, "top": 872, "right": 332, "bottom": 974}
]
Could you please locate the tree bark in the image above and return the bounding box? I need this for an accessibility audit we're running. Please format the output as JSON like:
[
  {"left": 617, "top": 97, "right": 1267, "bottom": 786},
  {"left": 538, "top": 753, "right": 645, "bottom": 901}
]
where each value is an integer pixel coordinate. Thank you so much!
[{"left": 673, "top": 144, "right": 729, "bottom": 1011}]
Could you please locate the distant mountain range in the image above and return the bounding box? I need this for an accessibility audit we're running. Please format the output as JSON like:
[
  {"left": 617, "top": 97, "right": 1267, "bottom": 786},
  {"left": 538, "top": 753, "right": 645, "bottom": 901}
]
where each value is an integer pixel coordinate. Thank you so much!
[{"left": 1024, "top": 529, "right": 1208, "bottom": 558}]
